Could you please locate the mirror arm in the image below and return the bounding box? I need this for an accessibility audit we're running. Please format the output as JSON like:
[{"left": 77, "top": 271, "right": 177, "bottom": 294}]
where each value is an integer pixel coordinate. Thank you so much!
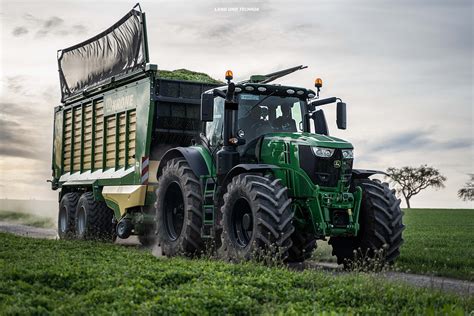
[{"left": 213, "top": 89, "right": 226, "bottom": 99}]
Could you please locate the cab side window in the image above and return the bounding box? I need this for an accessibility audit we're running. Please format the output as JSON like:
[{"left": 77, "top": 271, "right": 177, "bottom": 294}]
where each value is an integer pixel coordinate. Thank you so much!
[{"left": 205, "top": 97, "right": 225, "bottom": 147}]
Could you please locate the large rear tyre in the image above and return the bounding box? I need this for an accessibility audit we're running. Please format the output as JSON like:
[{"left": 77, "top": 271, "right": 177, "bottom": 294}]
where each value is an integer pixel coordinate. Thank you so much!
[
  {"left": 75, "top": 192, "right": 116, "bottom": 241},
  {"left": 329, "top": 179, "right": 404, "bottom": 267},
  {"left": 138, "top": 225, "right": 157, "bottom": 247},
  {"left": 58, "top": 192, "right": 80, "bottom": 239},
  {"left": 286, "top": 231, "right": 317, "bottom": 263},
  {"left": 155, "top": 158, "right": 204, "bottom": 257},
  {"left": 219, "top": 175, "right": 294, "bottom": 262}
]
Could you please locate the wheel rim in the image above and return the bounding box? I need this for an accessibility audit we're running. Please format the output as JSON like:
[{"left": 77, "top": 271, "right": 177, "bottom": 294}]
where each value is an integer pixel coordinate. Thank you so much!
[
  {"left": 59, "top": 207, "right": 67, "bottom": 233},
  {"left": 77, "top": 207, "right": 86, "bottom": 237},
  {"left": 231, "top": 198, "right": 253, "bottom": 247},
  {"left": 163, "top": 181, "right": 185, "bottom": 241}
]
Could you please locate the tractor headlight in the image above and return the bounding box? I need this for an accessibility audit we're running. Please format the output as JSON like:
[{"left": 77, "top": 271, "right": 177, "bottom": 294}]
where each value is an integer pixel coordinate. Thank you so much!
[
  {"left": 312, "top": 147, "right": 335, "bottom": 158},
  {"left": 342, "top": 149, "right": 354, "bottom": 159}
]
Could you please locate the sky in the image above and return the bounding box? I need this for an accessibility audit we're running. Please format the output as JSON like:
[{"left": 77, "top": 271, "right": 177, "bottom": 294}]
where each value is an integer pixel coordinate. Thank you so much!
[{"left": 0, "top": 0, "right": 472, "bottom": 208}]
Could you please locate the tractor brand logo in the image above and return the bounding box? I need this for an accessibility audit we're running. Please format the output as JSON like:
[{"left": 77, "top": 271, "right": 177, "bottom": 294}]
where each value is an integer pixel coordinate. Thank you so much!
[{"left": 333, "top": 160, "right": 342, "bottom": 168}]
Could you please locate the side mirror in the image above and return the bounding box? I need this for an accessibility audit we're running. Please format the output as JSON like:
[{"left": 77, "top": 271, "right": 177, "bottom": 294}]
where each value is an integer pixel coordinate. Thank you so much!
[
  {"left": 313, "top": 109, "right": 329, "bottom": 135},
  {"left": 336, "top": 102, "right": 347, "bottom": 130},
  {"left": 201, "top": 93, "right": 214, "bottom": 121}
]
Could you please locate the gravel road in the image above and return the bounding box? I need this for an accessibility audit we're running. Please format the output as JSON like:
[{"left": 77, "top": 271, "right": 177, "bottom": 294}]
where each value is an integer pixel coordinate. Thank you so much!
[{"left": 1, "top": 221, "right": 472, "bottom": 296}]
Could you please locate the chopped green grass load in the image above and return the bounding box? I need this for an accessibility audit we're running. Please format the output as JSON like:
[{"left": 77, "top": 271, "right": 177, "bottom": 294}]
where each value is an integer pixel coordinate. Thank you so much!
[
  {"left": 158, "top": 69, "right": 224, "bottom": 84},
  {"left": 0, "top": 233, "right": 472, "bottom": 315}
]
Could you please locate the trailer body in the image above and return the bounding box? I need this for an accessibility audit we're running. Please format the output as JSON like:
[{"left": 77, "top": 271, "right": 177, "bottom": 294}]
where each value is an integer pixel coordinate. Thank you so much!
[{"left": 52, "top": 68, "right": 219, "bottom": 224}]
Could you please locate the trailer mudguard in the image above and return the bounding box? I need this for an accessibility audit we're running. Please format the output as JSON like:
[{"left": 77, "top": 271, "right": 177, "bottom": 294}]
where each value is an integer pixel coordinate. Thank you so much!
[
  {"left": 157, "top": 147, "right": 210, "bottom": 178},
  {"left": 352, "top": 169, "right": 387, "bottom": 179}
]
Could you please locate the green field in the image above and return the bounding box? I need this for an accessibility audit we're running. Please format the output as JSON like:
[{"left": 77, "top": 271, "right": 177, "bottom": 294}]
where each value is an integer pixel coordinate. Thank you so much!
[
  {"left": 313, "top": 209, "right": 474, "bottom": 281},
  {"left": 397, "top": 209, "right": 474, "bottom": 281},
  {"left": 0, "top": 210, "right": 54, "bottom": 228},
  {"left": 0, "top": 233, "right": 472, "bottom": 315}
]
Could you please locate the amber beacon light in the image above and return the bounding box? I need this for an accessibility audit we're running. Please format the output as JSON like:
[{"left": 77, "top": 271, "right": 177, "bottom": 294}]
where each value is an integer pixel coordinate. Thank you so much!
[{"left": 225, "top": 70, "right": 233, "bottom": 82}]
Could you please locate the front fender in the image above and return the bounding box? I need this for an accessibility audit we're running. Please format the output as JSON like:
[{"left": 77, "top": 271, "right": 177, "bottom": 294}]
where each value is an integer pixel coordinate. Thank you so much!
[
  {"left": 221, "top": 163, "right": 278, "bottom": 188},
  {"left": 157, "top": 146, "right": 212, "bottom": 179},
  {"left": 352, "top": 169, "right": 387, "bottom": 179}
]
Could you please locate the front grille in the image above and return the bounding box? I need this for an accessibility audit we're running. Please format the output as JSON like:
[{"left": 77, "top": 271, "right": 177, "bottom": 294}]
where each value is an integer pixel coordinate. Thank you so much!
[{"left": 299, "top": 145, "right": 353, "bottom": 187}]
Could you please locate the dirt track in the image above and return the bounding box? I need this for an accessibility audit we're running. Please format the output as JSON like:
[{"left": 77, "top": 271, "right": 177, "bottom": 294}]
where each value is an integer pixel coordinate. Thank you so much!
[{"left": 1, "top": 221, "right": 472, "bottom": 296}]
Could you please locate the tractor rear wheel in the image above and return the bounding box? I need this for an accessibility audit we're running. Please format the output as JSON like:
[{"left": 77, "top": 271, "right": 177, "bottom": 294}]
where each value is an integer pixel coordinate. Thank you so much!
[
  {"left": 287, "top": 231, "right": 317, "bottom": 263},
  {"left": 75, "top": 192, "right": 116, "bottom": 241},
  {"left": 58, "top": 192, "right": 80, "bottom": 239},
  {"left": 329, "top": 179, "right": 404, "bottom": 268},
  {"left": 219, "top": 175, "right": 294, "bottom": 262},
  {"left": 155, "top": 158, "right": 204, "bottom": 257},
  {"left": 138, "top": 224, "right": 157, "bottom": 247}
]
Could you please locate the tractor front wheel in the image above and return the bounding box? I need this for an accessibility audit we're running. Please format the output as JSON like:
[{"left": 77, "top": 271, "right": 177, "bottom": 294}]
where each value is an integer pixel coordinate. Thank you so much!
[
  {"left": 286, "top": 231, "right": 317, "bottom": 263},
  {"left": 219, "top": 175, "right": 294, "bottom": 262},
  {"left": 329, "top": 179, "right": 404, "bottom": 268},
  {"left": 155, "top": 158, "right": 204, "bottom": 257}
]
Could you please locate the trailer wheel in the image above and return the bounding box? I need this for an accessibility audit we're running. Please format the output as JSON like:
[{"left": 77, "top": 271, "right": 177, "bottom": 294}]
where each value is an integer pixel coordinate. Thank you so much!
[
  {"left": 75, "top": 192, "right": 116, "bottom": 241},
  {"left": 286, "top": 231, "right": 317, "bottom": 263},
  {"left": 155, "top": 158, "right": 204, "bottom": 257},
  {"left": 58, "top": 192, "right": 81, "bottom": 239},
  {"left": 329, "top": 179, "right": 405, "bottom": 267},
  {"left": 219, "top": 175, "right": 294, "bottom": 262}
]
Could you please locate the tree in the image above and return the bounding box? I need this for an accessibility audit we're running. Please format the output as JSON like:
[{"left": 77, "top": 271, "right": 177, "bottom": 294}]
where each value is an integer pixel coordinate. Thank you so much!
[
  {"left": 385, "top": 165, "right": 446, "bottom": 209},
  {"left": 458, "top": 174, "right": 474, "bottom": 201}
]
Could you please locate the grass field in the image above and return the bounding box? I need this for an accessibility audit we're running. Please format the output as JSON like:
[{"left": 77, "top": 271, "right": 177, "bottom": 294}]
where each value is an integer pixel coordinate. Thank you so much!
[
  {"left": 0, "top": 233, "right": 472, "bottom": 315},
  {"left": 313, "top": 209, "right": 474, "bottom": 281},
  {"left": 397, "top": 209, "right": 474, "bottom": 281},
  {"left": 0, "top": 210, "right": 54, "bottom": 228}
]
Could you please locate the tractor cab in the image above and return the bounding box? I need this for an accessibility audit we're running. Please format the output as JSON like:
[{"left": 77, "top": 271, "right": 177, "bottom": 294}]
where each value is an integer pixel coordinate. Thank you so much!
[{"left": 204, "top": 83, "right": 313, "bottom": 150}]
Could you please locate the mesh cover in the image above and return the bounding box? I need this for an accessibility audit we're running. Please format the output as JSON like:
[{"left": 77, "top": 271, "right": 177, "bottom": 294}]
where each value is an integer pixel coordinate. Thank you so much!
[{"left": 57, "top": 8, "right": 146, "bottom": 102}]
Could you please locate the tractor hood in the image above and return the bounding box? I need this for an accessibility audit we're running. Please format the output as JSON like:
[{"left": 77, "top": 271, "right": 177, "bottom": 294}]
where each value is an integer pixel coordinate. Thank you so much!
[{"left": 262, "top": 132, "right": 353, "bottom": 149}]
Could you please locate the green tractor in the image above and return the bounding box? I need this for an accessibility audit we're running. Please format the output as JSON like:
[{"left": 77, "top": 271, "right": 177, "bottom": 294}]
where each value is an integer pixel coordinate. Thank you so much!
[{"left": 154, "top": 66, "right": 405, "bottom": 265}]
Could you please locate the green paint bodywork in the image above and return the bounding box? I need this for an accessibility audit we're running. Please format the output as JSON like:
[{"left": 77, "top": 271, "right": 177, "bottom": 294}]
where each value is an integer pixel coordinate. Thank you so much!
[{"left": 258, "top": 132, "right": 361, "bottom": 236}]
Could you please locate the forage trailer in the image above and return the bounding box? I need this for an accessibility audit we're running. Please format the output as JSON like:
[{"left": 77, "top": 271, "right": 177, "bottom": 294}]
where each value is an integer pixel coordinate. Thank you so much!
[{"left": 51, "top": 6, "right": 404, "bottom": 265}]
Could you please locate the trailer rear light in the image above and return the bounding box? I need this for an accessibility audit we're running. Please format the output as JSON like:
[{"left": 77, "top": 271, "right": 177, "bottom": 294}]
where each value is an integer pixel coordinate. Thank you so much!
[
  {"left": 296, "top": 90, "right": 304, "bottom": 95},
  {"left": 308, "top": 93, "right": 315, "bottom": 98},
  {"left": 235, "top": 87, "right": 242, "bottom": 93},
  {"left": 286, "top": 89, "right": 295, "bottom": 95},
  {"left": 257, "top": 86, "right": 266, "bottom": 92}
]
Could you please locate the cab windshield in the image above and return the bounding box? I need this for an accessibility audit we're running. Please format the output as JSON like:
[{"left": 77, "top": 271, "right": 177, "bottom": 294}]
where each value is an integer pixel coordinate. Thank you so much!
[
  {"left": 237, "top": 94, "right": 305, "bottom": 141},
  {"left": 205, "top": 93, "right": 306, "bottom": 147}
]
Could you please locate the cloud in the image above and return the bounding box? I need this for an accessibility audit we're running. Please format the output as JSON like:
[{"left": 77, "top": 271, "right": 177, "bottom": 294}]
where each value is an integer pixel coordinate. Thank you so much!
[
  {"left": 12, "top": 27, "right": 28, "bottom": 37},
  {"left": 11, "top": 14, "right": 87, "bottom": 39},
  {"left": 0, "top": 118, "right": 39, "bottom": 160},
  {"left": 4, "top": 76, "right": 29, "bottom": 95},
  {"left": 370, "top": 129, "right": 473, "bottom": 153}
]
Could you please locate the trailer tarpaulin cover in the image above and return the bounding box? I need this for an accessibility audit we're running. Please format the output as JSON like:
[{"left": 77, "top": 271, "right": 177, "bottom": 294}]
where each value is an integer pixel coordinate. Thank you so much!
[{"left": 57, "top": 7, "right": 147, "bottom": 102}]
